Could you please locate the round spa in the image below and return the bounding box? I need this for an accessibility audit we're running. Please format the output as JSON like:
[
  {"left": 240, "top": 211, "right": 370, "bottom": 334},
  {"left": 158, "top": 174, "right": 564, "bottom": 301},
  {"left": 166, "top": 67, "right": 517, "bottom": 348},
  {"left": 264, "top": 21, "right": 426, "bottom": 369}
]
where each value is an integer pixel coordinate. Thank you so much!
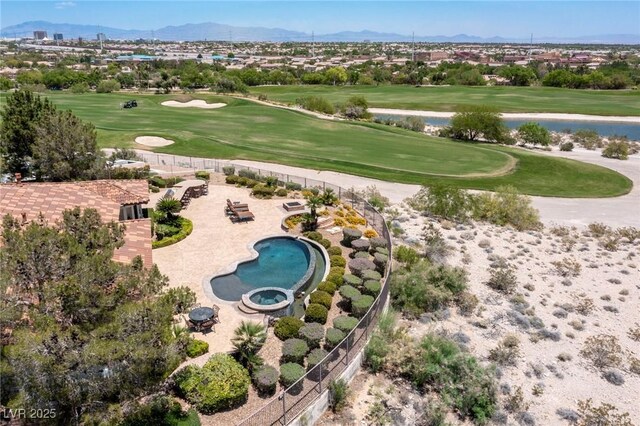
[{"left": 242, "top": 287, "right": 294, "bottom": 311}]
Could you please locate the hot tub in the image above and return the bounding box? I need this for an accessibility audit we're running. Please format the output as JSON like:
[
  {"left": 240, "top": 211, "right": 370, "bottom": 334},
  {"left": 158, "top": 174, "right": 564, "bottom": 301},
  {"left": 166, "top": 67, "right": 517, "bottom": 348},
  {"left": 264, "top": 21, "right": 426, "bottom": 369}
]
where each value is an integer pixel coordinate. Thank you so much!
[{"left": 242, "top": 287, "right": 294, "bottom": 312}]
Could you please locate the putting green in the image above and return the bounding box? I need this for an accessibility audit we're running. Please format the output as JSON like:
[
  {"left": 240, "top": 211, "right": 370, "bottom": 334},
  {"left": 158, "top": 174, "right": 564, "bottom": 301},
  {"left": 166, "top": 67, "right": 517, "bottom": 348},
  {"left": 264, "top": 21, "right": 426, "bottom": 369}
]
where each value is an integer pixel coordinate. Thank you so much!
[{"left": 8, "top": 92, "right": 631, "bottom": 197}]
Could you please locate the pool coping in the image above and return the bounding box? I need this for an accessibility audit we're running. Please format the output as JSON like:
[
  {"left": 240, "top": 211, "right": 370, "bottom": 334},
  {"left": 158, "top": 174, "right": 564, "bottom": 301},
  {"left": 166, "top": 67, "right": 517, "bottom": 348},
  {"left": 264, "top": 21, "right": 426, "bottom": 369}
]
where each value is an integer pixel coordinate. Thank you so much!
[
  {"left": 202, "top": 234, "right": 329, "bottom": 307},
  {"left": 242, "top": 287, "right": 295, "bottom": 312}
]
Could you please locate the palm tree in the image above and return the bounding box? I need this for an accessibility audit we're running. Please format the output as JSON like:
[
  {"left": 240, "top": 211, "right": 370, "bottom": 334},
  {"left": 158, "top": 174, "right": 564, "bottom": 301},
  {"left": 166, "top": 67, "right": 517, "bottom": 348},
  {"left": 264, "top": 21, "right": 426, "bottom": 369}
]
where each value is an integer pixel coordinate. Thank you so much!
[
  {"left": 155, "top": 196, "right": 182, "bottom": 224},
  {"left": 321, "top": 188, "right": 337, "bottom": 206},
  {"left": 305, "top": 196, "right": 324, "bottom": 230},
  {"left": 232, "top": 321, "right": 266, "bottom": 367}
]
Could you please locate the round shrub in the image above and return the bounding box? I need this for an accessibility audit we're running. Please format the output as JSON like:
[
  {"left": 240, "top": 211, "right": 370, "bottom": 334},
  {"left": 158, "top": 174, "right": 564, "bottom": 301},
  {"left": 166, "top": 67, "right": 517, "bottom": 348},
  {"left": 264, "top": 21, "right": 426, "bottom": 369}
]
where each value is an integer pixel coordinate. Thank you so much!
[
  {"left": 343, "top": 274, "right": 363, "bottom": 287},
  {"left": 280, "top": 362, "right": 306, "bottom": 388},
  {"left": 309, "top": 290, "right": 332, "bottom": 309},
  {"left": 303, "top": 231, "right": 323, "bottom": 242},
  {"left": 307, "top": 348, "right": 329, "bottom": 369},
  {"left": 373, "top": 252, "right": 388, "bottom": 273},
  {"left": 173, "top": 354, "right": 250, "bottom": 414},
  {"left": 354, "top": 251, "right": 370, "bottom": 259},
  {"left": 317, "top": 281, "right": 337, "bottom": 296},
  {"left": 352, "top": 295, "right": 375, "bottom": 318},
  {"left": 326, "top": 272, "right": 343, "bottom": 285},
  {"left": 186, "top": 339, "right": 210, "bottom": 358},
  {"left": 375, "top": 247, "right": 390, "bottom": 257},
  {"left": 363, "top": 280, "right": 381, "bottom": 297},
  {"left": 324, "top": 327, "right": 346, "bottom": 350},
  {"left": 369, "top": 237, "right": 388, "bottom": 251},
  {"left": 339, "top": 285, "right": 362, "bottom": 302},
  {"left": 342, "top": 228, "right": 362, "bottom": 246},
  {"left": 281, "top": 338, "right": 309, "bottom": 364},
  {"left": 274, "top": 317, "right": 305, "bottom": 341},
  {"left": 319, "top": 238, "right": 331, "bottom": 249},
  {"left": 362, "top": 270, "right": 382, "bottom": 281},
  {"left": 252, "top": 364, "right": 279, "bottom": 396},
  {"left": 305, "top": 303, "right": 328, "bottom": 324},
  {"left": 330, "top": 266, "right": 346, "bottom": 275},
  {"left": 351, "top": 238, "right": 370, "bottom": 252},
  {"left": 333, "top": 316, "right": 359, "bottom": 334},
  {"left": 298, "top": 323, "right": 325, "bottom": 349},
  {"left": 327, "top": 246, "right": 342, "bottom": 256},
  {"left": 330, "top": 255, "right": 346, "bottom": 268},
  {"left": 348, "top": 258, "right": 377, "bottom": 278},
  {"left": 276, "top": 188, "right": 288, "bottom": 197}
]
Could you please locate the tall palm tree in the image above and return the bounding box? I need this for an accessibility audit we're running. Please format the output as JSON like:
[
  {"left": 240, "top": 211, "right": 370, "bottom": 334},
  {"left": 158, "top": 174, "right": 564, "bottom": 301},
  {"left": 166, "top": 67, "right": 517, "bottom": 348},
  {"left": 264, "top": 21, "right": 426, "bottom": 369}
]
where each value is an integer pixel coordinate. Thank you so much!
[
  {"left": 232, "top": 321, "right": 267, "bottom": 367},
  {"left": 305, "top": 196, "right": 324, "bottom": 230}
]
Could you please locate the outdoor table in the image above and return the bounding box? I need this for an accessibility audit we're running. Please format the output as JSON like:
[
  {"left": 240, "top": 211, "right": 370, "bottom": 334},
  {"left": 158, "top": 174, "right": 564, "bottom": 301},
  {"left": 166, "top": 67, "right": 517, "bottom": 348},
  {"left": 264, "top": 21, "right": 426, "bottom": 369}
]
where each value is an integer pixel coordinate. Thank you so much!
[{"left": 189, "top": 307, "right": 215, "bottom": 323}]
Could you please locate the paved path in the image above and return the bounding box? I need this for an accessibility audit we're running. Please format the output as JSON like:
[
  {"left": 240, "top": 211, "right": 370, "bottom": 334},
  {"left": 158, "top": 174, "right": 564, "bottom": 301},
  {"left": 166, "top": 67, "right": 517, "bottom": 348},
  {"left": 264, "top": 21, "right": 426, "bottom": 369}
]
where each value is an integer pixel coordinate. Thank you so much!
[{"left": 127, "top": 148, "right": 638, "bottom": 228}]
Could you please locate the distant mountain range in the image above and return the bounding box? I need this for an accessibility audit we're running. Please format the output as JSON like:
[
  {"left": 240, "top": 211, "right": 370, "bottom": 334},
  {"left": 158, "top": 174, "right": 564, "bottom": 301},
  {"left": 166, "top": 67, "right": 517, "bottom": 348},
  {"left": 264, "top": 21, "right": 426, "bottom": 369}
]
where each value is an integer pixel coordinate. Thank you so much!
[{"left": 2, "top": 21, "right": 638, "bottom": 44}]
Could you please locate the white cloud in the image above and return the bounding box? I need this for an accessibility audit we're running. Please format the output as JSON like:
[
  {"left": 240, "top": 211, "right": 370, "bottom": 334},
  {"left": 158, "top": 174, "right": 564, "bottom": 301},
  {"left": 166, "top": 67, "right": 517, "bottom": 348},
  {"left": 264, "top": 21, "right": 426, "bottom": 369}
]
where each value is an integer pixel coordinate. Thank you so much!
[{"left": 54, "top": 1, "right": 76, "bottom": 9}]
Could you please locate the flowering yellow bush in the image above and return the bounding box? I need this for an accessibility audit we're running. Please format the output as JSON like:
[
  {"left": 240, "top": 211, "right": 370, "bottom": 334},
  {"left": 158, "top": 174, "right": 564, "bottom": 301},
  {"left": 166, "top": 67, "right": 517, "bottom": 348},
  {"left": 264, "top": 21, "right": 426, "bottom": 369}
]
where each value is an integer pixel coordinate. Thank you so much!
[
  {"left": 346, "top": 215, "right": 366, "bottom": 226},
  {"left": 333, "top": 218, "right": 346, "bottom": 227},
  {"left": 364, "top": 229, "right": 378, "bottom": 238},
  {"left": 334, "top": 210, "right": 345, "bottom": 217}
]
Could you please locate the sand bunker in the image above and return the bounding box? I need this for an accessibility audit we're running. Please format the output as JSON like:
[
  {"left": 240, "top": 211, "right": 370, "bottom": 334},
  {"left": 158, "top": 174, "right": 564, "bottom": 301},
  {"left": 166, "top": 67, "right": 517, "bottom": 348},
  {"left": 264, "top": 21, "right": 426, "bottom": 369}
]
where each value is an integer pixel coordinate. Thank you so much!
[
  {"left": 135, "top": 136, "right": 174, "bottom": 147},
  {"left": 161, "top": 100, "right": 227, "bottom": 109}
]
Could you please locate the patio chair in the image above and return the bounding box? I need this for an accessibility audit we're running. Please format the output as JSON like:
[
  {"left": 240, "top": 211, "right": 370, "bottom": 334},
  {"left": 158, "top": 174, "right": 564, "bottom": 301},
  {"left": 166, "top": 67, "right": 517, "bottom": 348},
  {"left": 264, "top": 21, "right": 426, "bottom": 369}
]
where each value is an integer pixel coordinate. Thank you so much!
[
  {"left": 230, "top": 210, "right": 255, "bottom": 222},
  {"left": 200, "top": 319, "right": 216, "bottom": 333},
  {"left": 183, "top": 315, "right": 199, "bottom": 331},
  {"left": 227, "top": 199, "right": 249, "bottom": 209}
]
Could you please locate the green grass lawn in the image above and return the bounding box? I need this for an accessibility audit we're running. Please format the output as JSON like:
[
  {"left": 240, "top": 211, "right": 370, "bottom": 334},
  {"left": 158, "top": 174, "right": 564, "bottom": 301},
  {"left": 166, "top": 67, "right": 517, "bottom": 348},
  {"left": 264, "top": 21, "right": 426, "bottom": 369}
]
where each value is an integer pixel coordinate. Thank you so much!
[
  {"left": 16, "top": 92, "right": 632, "bottom": 197},
  {"left": 250, "top": 85, "right": 640, "bottom": 116}
]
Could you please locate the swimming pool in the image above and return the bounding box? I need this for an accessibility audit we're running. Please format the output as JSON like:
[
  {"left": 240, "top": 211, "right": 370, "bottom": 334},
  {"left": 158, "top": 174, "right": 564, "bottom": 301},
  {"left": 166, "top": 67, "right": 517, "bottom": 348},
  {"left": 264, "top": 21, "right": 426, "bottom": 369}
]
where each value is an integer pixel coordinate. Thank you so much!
[{"left": 210, "top": 236, "right": 318, "bottom": 302}]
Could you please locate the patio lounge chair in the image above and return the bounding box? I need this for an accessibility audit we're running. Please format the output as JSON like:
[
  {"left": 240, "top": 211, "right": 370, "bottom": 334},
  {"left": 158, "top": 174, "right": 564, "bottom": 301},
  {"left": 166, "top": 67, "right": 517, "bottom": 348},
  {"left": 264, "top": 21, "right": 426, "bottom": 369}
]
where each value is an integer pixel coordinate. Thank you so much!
[
  {"left": 199, "top": 319, "right": 216, "bottom": 333},
  {"left": 227, "top": 199, "right": 249, "bottom": 209},
  {"left": 226, "top": 199, "right": 250, "bottom": 214},
  {"left": 230, "top": 210, "right": 255, "bottom": 222}
]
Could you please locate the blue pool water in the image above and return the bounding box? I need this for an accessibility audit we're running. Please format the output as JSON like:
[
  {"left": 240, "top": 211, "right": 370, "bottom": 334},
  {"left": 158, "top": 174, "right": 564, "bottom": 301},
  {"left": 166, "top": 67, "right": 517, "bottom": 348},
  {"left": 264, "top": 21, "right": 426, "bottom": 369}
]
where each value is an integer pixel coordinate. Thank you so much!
[
  {"left": 210, "top": 237, "right": 312, "bottom": 302},
  {"left": 375, "top": 114, "right": 640, "bottom": 140}
]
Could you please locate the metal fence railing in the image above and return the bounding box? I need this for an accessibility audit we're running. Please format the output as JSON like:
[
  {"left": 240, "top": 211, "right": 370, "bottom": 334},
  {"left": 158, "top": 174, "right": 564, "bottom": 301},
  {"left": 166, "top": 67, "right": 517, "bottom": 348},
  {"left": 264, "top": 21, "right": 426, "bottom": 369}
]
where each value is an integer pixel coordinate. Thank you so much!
[{"left": 137, "top": 153, "right": 392, "bottom": 426}]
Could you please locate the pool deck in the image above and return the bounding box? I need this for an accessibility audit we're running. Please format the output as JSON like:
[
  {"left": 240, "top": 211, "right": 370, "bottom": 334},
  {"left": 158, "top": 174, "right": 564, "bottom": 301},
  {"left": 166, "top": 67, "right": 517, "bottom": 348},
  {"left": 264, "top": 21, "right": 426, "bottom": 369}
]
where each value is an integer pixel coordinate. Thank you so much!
[{"left": 151, "top": 183, "right": 303, "bottom": 357}]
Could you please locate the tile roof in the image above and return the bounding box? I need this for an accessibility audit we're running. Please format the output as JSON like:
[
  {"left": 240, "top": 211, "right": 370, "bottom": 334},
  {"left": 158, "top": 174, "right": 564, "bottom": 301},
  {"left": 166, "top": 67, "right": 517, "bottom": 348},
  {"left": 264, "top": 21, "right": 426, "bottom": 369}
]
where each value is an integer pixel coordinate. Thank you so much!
[{"left": 79, "top": 180, "right": 149, "bottom": 205}]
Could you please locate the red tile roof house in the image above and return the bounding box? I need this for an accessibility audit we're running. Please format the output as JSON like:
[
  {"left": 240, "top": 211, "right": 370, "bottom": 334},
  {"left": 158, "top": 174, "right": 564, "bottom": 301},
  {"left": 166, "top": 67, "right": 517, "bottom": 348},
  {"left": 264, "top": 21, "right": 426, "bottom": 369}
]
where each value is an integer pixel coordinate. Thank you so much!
[{"left": 0, "top": 179, "right": 152, "bottom": 266}]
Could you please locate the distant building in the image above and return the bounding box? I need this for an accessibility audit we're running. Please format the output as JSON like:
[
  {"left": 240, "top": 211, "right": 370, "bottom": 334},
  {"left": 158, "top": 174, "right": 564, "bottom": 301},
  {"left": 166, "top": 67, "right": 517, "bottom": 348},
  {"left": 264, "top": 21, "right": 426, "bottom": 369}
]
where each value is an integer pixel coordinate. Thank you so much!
[
  {"left": 97, "top": 33, "right": 107, "bottom": 41},
  {"left": 33, "top": 30, "right": 47, "bottom": 40},
  {"left": 415, "top": 51, "right": 449, "bottom": 61},
  {"left": 53, "top": 33, "right": 63, "bottom": 41}
]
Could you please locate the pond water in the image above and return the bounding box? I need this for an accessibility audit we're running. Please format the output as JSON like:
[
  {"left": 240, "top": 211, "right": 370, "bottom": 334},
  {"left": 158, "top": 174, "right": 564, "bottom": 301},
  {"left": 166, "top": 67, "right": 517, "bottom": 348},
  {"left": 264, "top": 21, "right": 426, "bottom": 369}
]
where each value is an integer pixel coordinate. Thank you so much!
[{"left": 375, "top": 114, "right": 640, "bottom": 140}]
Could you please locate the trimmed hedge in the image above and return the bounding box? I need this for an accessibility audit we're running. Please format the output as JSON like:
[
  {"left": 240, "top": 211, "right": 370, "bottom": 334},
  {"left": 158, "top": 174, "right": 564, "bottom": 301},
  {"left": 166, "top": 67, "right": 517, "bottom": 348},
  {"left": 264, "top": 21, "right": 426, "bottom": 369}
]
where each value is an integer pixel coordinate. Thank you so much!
[
  {"left": 330, "top": 255, "right": 346, "bottom": 268},
  {"left": 303, "top": 231, "right": 323, "bottom": 242},
  {"left": 252, "top": 184, "right": 275, "bottom": 198},
  {"left": 352, "top": 295, "right": 375, "bottom": 318},
  {"left": 280, "top": 362, "right": 306, "bottom": 388},
  {"left": 348, "top": 258, "right": 377, "bottom": 278},
  {"left": 309, "top": 291, "right": 332, "bottom": 309},
  {"left": 325, "top": 328, "right": 346, "bottom": 350},
  {"left": 319, "top": 238, "right": 331, "bottom": 249},
  {"left": 326, "top": 272, "right": 343, "bottom": 285},
  {"left": 351, "top": 239, "right": 370, "bottom": 252},
  {"left": 375, "top": 247, "right": 390, "bottom": 257},
  {"left": 343, "top": 274, "right": 363, "bottom": 287},
  {"left": 276, "top": 188, "right": 288, "bottom": 197},
  {"left": 339, "top": 285, "right": 362, "bottom": 301},
  {"left": 373, "top": 252, "right": 388, "bottom": 273},
  {"left": 173, "top": 354, "right": 250, "bottom": 414},
  {"left": 298, "top": 323, "right": 325, "bottom": 349},
  {"left": 285, "top": 182, "right": 303, "bottom": 191},
  {"left": 281, "top": 338, "right": 309, "bottom": 364},
  {"left": 333, "top": 316, "right": 359, "bottom": 334},
  {"left": 363, "top": 280, "right": 382, "bottom": 297},
  {"left": 153, "top": 218, "right": 193, "bottom": 249},
  {"left": 342, "top": 228, "right": 363, "bottom": 246},
  {"left": 252, "top": 364, "right": 279, "bottom": 396},
  {"left": 317, "top": 281, "right": 337, "bottom": 296},
  {"left": 327, "top": 246, "right": 342, "bottom": 256},
  {"left": 195, "top": 171, "right": 210, "bottom": 180},
  {"left": 307, "top": 348, "right": 329, "bottom": 370},
  {"left": 305, "top": 303, "right": 328, "bottom": 324},
  {"left": 369, "top": 237, "right": 388, "bottom": 251},
  {"left": 274, "top": 317, "right": 305, "bottom": 341},
  {"left": 362, "top": 270, "right": 382, "bottom": 281},
  {"left": 186, "top": 339, "right": 210, "bottom": 358},
  {"left": 225, "top": 175, "right": 240, "bottom": 184},
  {"left": 330, "top": 266, "right": 346, "bottom": 275},
  {"left": 354, "top": 251, "right": 370, "bottom": 259}
]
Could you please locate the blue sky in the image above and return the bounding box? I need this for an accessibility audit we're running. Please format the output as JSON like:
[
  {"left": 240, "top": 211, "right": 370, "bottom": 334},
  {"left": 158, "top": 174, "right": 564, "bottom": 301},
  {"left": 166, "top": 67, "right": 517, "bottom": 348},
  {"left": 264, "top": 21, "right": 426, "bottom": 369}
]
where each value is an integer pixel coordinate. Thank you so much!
[{"left": 2, "top": 1, "right": 639, "bottom": 37}]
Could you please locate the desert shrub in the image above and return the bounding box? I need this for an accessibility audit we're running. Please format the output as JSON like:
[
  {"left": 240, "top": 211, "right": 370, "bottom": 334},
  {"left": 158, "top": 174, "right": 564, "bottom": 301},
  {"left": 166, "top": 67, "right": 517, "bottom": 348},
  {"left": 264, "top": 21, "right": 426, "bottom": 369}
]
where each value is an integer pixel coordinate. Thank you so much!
[
  {"left": 373, "top": 252, "right": 388, "bottom": 274},
  {"left": 225, "top": 174, "right": 240, "bottom": 184},
  {"left": 285, "top": 181, "right": 302, "bottom": 191},
  {"left": 574, "top": 129, "right": 602, "bottom": 150},
  {"left": 327, "top": 246, "right": 342, "bottom": 256},
  {"left": 365, "top": 334, "right": 390, "bottom": 373},
  {"left": 422, "top": 223, "right": 452, "bottom": 264},
  {"left": 251, "top": 184, "right": 275, "bottom": 198},
  {"left": 96, "top": 79, "right": 121, "bottom": 93},
  {"left": 628, "top": 324, "right": 640, "bottom": 342},
  {"left": 319, "top": 238, "right": 331, "bottom": 249},
  {"left": 391, "top": 260, "right": 468, "bottom": 317},
  {"left": 408, "top": 184, "right": 473, "bottom": 222},
  {"left": 305, "top": 303, "right": 328, "bottom": 324},
  {"left": 343, "top": 274, "right": 363, "bottom": 287},
  {"left": 328, "top": 379, "right": 350, "bottom": 413},
  {"left": 222, "top": 166, "right": 235, "bottom": 176},
  {"left": 330, "top": 266, "right": 345, "bottom": 275},
  {"left": 488, "top": 335, "right": 520, "bottom": 366},
  {"left": 149, "top": 175, "right": 167, "bottom": 188},
  {"left": 307, "top": 348, "right": 329, "bottom": 370},
  {"left": 186, "top": 339, "right": 210, "bottom": 358},
  {"left": 281, "top": 338, "right": 309, "bottom": 364},
  {"left": 330, "top": 255, "right": 346, "bottom": 268},
  {"left": 486, "top": 265, "right": 518, "bottom": 294},
  {"left": 351, "top": 238, "right": 370, "bottom": 252},
  {"left": 352, "top": 295, "right": 375, "bottom": 318},
  {"left": 348, "top": 257, "right": 377, "bottom": 277},
  {"left": 576, "top": 399, "right": 633, "bottom": 426},
  {"left": 363, "top": 280, "right": 381, "bottom": 297},
  {"left": 551, "top": 258, "right": 582, "bottom": 277},
  {"left": 580, "top": 334, "right": 623, "bottom": 369},
  {"left": 588, "top": 222, "right": 612, "bottom": 238},
  {"left": 173, "top": 354, "right": 250, "bottom": 414},
  {"left": 298, "top": 323, "right": 325, "bottom": 349},
  {"left": 617, "top": 227, "right": 640, "bottom": 242},
  {"left": 504, "top": 386, "right": 530, "bottom": 413},
  {"left": 275, "top": 188, "right": 288, "bottom": 197},
  {"left": 279, "top": 362, "right": 306, "bottom": 388},
  {"left": 342, "top": 228, "right": 362, "bottom": 246},
  {"left": 353, "top": 251, "right": 370, "bottom": 259},
  {"left": 309, "top": 290, "right": 332, "bottom": 309},
  {"left": 317, "top": 281, "right": 337, "bottom": 296},
  {"left": 560, "top": 141, "right": 574, "bottom": 151},
  {"left": 369, "top": 237, "right": 388, "bottom": 251},
  {"left": 195, "top": 170, "right": 210, "bottom": 180},
  {"left": 324, "top": 327, "right": 346, "bottom": 350},
  {"left": 252, "top": 364, "right": 278, "bottom": 396},
  {"left": 237, "top": 169, "right": 258, "bottom": 179},
  {"left": 303, "top": 231, "right": 323, "bottom": 242},
  {"left": 326, "top": 272, "right": 343, "bottom": 285},
  {"left": 161, "top": 286, "right": 197, "bottom": 314},
  {"left": 333, "top": 316, "right": 359, "bottom": 334},
  {"left": 339, "top": 285, "right": 362, "bottom": 302},
  {"left": 296, "top": 95, "right": 335, "bottom": 114},
  {"left": 393, "top": 245, "right": 421, "bottom": 267},
  {"left": 362, "top": 269, "right": 382, "bottom": 281},
  {"left": 472, "top": 185, "right": 541, "bottom": 231},
  {"left": 457, "top": 291, "right": 479, "bottom": 316},
  {"left": 274, "top": 317, "right": 305, "bottom": 341}
]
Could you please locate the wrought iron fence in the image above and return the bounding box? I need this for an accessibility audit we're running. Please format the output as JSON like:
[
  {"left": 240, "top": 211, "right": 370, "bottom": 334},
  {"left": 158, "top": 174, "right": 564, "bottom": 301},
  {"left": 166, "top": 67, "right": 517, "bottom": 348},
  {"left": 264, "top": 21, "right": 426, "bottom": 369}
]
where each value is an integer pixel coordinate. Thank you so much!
[{"left": 137, "top": 153, "right": 392, "bottom": 426}]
